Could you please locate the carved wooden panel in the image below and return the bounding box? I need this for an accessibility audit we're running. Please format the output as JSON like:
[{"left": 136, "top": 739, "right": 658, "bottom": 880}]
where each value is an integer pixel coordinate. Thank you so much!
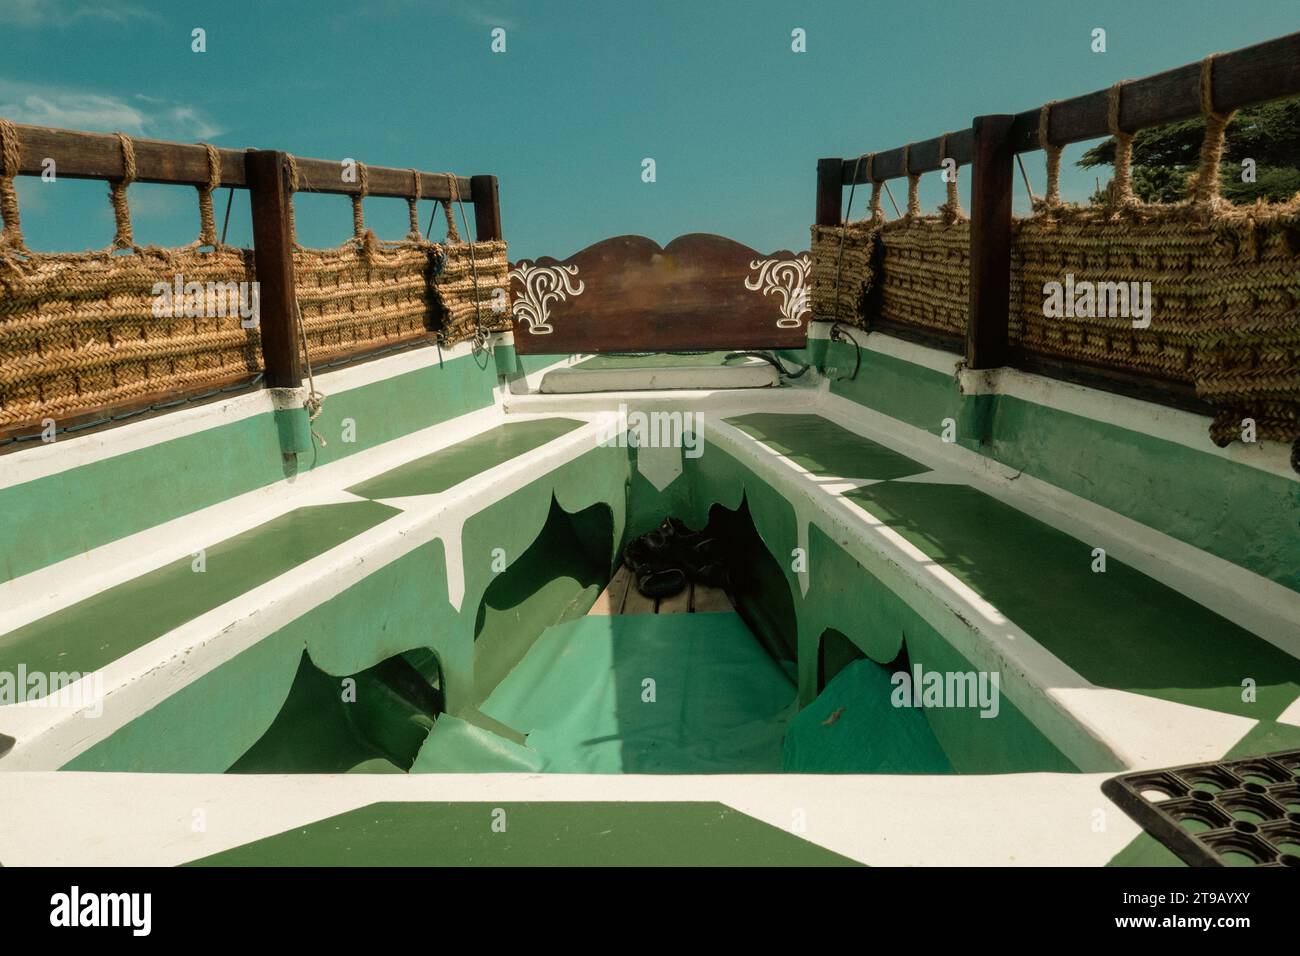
[{"left": 510, "top": 234, "right": 810, "bottom": 353}]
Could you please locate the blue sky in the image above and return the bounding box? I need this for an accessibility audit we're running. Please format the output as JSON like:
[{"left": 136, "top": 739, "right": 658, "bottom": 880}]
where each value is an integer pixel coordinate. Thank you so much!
[{"left": 2, "top": 0, "right": 1296, "bottom": 259}]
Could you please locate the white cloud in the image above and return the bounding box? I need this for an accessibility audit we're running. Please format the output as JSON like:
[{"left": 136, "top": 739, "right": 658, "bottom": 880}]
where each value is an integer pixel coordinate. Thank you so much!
[
  {"left": 0, "top": 80, "right": 221, "bottom": 139},
  {"left": 0, "top": 0, "right": 161, "bottom": 28}
]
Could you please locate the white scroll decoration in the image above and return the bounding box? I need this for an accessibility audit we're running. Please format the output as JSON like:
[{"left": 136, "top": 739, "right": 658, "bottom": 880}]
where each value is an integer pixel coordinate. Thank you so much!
[
  {"left": 744, "top": 255, "right": 811, "bottom": 329},
  {"left": 508, "top": 261, "right": 585, "bottom": 335}
]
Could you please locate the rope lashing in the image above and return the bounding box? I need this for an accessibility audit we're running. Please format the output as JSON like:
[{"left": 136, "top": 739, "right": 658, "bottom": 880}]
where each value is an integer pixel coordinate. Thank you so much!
[
  {"left": 406, "top": 168, "right": 423, "bottom": 241},
  {"left": 1190, "top": 53, "right": 1237, "bottom": 206},
  {"left": 0, "top": 117, "right": 27, "bottom": 252},
  {"left": 441, "top": 173, "right": 461, "bottom": 242},
  {"left": 109, "top": 132, "right": 136, "bottom": 250},
  {"left": 296, "top": 300, "right": 326, "bottom": 443},
  {"left": 196, "top": 143, "right": 222, "bottom": 247},
  {"left": 350, "top": 161, "right": 368, "bottom": 238},
  {"left": 1106, "top": 81, "right": 1136, "bottom": 208},
  {"left": 1037, "top": 100, "right": 1062, "bottom": 209},
  {"left": 903, "top": 143, "right": 921, "bottom": 218},
  {"left": 866, "top": 152, "right": 884, "bottom": 221},
  {"left": 938, "top": 133, "right": 964, "bottom": 221}
]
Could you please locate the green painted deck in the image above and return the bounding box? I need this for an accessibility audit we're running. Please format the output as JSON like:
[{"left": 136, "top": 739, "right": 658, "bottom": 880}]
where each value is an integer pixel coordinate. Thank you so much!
[
  {"left": 346, "top": 418, "right": 583, "bottom": 500},
  {"left": 0, "top": 501, "right": 398, "bottom": 688},
  {"left": 420, "top": 612, "right": 797, "bottom": 773},
  {"left": 727, "top": 413, "right": 929, "bottom": 481},
  {"left": 783, "top": 658, "right": 954, "bottom": 773},
  {"left": 843, "top": 480, "right": 1300, "bottom": 720},
  {"left": 185, "top": 800, "right": 859, "bottom": 866}
]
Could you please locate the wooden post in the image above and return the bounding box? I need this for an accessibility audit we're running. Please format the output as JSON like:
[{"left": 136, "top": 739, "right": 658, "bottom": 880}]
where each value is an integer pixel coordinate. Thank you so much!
[
  {"left": 246, "top": 150, "right": 302, "bottom": 388},
  {"left": 816, "top": 157, "right": 843, "bottom": 227},
  {"left": 966, "top": 115, "right": 1015, "bottom": 369},
  {"left": 470, "top": 174, "right": 502, "bottom": 241}
]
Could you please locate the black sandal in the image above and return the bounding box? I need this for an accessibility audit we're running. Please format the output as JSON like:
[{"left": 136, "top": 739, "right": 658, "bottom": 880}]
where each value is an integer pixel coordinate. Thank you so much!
[{"left": 637, "top": 567, "right": 687, "bottom": 599}]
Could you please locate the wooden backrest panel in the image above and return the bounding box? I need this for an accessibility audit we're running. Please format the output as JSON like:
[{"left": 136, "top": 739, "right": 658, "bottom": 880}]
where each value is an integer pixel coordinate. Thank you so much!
[{"left": 510, "top": 234, "right": 809, "bottom": 354}]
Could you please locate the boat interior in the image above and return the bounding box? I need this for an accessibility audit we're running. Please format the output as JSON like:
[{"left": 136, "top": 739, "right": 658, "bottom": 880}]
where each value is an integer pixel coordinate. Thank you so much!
[{"left": 1, "top": 32, "right": 1299, "bottom": 868}]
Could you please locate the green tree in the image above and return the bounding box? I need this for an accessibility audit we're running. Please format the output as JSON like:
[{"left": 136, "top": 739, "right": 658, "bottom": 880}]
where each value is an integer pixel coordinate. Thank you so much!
[{"left": 1079, "top": 94, "right": 1300, "bottom": 203}]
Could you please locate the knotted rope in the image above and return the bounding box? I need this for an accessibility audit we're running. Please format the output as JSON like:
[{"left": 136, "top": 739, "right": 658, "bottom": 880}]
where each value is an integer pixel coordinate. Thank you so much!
[
  {"left": 196, "top": 142, "right": 222, "bottom": 248},
  {"left": 866, "top": 153, "right": 884, "bottom": 221},
  {"left": 109, "top": 132, "right": 136, "bottom": 250},
  {"left": 903, "top": 144, "right": 921, "bottom": 218},
  {"left": 441, "top": 173, "right": 461, "bottom": 242},
  {"left": 0, "top": 117, "right": 26, "bottom": 253},
  {"left": 938, "top": 133, "right": 964, "bottom": 222},
  {"left": 1105, "top": 81, "right": 1136, "bottom": 209},
  {"left": 1189, "top": 53, "right": 1236, "bottom": 206},
  {"left": 1037, "top": 100, "right": 1062, "bottom": 209},
  {"left": 350, "top": 161, "right": 368, "bottom": 238},
  {"left": 406, "top": 168, "right": 423, "bottom": 241}
]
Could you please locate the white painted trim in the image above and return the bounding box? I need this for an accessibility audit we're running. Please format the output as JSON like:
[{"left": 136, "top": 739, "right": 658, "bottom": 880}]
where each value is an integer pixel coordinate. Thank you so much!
[
  {"left": 0, "top": 770, "right": 1140, "bottom": 867},
  {"left": 829, "top": 327, "right": 1296, "bottom": 481},
  {"left": 0, "top": 338, "right": 491, "bottom": 491},
  {"left": 0, "top": 389, "right": 278, "bottom": 490},
  {"left": 503, "top": 381, "right": 822, "bottom": 417},
  {"left": 958, "top": 363, "right": 1297, "bottom": 481}
]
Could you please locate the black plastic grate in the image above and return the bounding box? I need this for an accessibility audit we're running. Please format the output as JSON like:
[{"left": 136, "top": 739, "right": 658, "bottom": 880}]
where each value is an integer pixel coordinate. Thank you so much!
[{"left": 1102, "top": 749, "right": 1300, "bottom": 867}]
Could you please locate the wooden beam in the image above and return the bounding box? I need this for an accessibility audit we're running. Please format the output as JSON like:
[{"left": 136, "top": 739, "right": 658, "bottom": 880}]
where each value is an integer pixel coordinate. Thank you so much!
[
  {"left": 245, "top": 150, "right": 302, "bottom": 389},
  {"left": 1001, "top": 30, "right": 1300, "bottom": 153},
  {"left": 7, "top": 122, "right": 471, "bottom": 198},
  {"left": 842, "top": 130, "right": 972, "bottom": 184},
  {"left": 470, "top": 174, "right": 502, "bottom": 241},
  {"left": 289, "top": 157, "right": 471, "bottom": 201},
  {"left": 816, "top": 157, "right": 843, "bottom": 227},
  {"left": 966, "top": 115, "right": 1015, "bottom": 370},
  {"left": 844, "top": 30, "right": 1300, "bottom": 180}
]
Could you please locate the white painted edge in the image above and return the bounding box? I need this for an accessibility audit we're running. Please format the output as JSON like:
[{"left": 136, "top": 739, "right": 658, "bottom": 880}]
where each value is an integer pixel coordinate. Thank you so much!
[
  {"left": 816, "top": 322, "right": 1296, "bottom": 481},
  {"left": 0, "top": 770, "right": 1140, "bottom": 867},
  {"left": 0, "top": 336, "right": 490, "bottom": 491},
  {"left": 504, "top": 382, "right": 822, "bottom": 417}
]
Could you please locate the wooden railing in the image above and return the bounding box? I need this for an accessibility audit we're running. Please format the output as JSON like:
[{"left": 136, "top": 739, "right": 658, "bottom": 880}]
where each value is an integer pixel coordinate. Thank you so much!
[
  {"left": 815, "top": 30, "right": 1300, "bottom": 406},
  {"left": 4, "top": 123, "right": 502, "bottom": 393}
]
